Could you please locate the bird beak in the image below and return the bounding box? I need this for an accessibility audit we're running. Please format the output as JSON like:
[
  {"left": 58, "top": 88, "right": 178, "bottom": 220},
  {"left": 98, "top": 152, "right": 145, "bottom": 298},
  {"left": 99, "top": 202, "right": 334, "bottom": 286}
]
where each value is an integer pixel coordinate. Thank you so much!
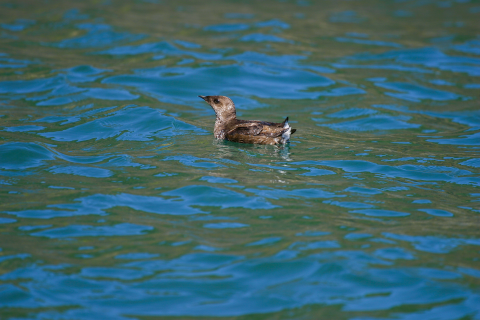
[{"left": 198, "top": 95, "right": 208, "bottom": 101}]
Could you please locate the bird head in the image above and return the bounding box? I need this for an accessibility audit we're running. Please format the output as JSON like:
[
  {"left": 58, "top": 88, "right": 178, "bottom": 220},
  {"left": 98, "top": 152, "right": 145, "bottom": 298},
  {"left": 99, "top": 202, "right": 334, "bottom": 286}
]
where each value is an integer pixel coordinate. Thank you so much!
[{"left": 199, "top": 95, "right": 236, "bottom": 121}]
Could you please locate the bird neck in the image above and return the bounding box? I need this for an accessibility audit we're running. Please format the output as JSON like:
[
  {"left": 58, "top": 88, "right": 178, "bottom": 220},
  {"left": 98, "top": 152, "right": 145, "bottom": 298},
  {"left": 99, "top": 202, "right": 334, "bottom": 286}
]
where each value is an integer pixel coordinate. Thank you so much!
[
  {"left": 215, "top": 111, "right": 236, "bottom": 125},
  {"left": 214, "top": 113, "right": 236, "bottom": 139}
]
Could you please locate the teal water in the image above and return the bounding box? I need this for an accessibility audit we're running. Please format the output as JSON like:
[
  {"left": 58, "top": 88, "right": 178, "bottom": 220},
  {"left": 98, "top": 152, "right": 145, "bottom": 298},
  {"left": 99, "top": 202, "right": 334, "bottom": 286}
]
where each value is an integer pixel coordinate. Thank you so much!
[{"left": 1, "top": 0, "right": 480, "bottom": 319}]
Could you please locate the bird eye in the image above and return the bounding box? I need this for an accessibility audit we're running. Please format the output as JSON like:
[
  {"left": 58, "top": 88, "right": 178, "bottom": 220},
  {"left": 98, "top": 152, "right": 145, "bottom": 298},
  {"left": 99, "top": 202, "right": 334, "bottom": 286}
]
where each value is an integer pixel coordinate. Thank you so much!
[{"left": 213, "top": 99, "right": 219, "bottom": 104}]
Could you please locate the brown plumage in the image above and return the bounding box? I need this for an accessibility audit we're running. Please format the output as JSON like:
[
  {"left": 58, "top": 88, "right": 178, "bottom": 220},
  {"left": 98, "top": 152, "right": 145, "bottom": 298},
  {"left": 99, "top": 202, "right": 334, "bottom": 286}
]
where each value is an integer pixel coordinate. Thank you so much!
[{"left": 199, "top": 95, "right": 296, "bottom": 145}]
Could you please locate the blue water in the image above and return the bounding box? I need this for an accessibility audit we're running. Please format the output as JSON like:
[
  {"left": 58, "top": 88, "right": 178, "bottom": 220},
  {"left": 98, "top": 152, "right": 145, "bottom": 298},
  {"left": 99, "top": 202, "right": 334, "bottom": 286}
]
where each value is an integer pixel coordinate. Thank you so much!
[{"left": 1, "top": 1, "right": 480, "bottom": 319}]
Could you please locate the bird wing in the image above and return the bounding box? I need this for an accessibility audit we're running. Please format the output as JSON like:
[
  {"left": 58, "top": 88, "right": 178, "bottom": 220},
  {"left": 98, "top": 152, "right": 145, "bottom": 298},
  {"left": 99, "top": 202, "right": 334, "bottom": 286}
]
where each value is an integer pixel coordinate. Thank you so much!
[
  {"left": 226, "top": 122, "right": 264, "bottom": 136},
  {"left": 259, "top": 125, "right": 285, "bottom": 138},
  {"left": 225, "top": 118, "right": 295, "bottom": 141}
]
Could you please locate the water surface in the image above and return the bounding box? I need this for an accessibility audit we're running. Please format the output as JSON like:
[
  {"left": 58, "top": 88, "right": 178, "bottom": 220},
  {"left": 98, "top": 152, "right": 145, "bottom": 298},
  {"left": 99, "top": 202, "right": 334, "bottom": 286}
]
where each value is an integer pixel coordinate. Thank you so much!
[{"left": 1, "top": 0, "right": 479, "bottom": 319}]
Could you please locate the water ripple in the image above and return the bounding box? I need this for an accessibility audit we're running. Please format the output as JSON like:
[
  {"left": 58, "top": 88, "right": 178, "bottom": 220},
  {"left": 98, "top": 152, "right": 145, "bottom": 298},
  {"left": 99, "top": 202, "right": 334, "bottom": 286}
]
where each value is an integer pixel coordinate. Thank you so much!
[
  {"left": 349, "top": 47, "right": 480, "bottom": 76},
  {"left": 40, "top": 106, "right": 203, "bottom": 142},
  {"left": 49, "top": 23, "right": 144, "bottom": 49},
  {"left": 104, "top": 64, "right": 335, "bottom": 103},
  {"left": 32, "top": 223, "right": 153, "bottom": 238}
]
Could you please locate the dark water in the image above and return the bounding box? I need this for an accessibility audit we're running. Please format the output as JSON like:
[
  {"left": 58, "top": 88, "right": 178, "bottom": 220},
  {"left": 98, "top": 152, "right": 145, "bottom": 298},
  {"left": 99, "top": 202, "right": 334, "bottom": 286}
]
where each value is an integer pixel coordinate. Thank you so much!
[{"left": 1, "top": 0, "right": 480, "bottom": 319}]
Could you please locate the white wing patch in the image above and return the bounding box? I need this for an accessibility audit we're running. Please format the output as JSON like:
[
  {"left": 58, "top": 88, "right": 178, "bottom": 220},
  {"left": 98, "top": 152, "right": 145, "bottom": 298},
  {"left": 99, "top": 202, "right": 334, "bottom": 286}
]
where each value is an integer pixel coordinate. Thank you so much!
[{"left": 281, "top": 120, "right": 292, "bottom": 143}]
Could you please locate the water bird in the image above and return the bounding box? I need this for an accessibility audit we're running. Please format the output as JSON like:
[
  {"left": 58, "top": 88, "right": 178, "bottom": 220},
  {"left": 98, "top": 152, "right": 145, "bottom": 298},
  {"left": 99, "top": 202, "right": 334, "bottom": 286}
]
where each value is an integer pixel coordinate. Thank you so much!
[{"left": 199, "top": 95, "right": 296, "bottom": 145}]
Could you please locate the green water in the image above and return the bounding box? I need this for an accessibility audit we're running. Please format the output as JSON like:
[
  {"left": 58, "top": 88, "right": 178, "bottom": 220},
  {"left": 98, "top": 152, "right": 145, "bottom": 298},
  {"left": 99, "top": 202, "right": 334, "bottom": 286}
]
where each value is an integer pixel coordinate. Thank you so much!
[{"left": 1, "top": 0, "right": 480, "bottom": 319}]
